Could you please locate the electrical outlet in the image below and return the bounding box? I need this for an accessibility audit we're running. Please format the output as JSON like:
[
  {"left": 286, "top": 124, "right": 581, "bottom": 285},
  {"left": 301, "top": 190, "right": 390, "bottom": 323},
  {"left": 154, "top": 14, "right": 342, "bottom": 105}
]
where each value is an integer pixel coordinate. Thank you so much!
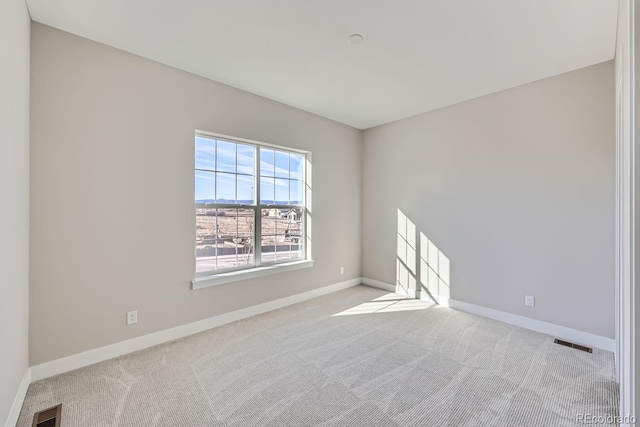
[
  {"left": 127, "top": 310, "right": 138, "bottom": 325},
  {"left": 525, "top": 296, "right": 535, "bottom": 307},
  {"left": 340, "top": 266, "right": 345, "bottom": 275}
]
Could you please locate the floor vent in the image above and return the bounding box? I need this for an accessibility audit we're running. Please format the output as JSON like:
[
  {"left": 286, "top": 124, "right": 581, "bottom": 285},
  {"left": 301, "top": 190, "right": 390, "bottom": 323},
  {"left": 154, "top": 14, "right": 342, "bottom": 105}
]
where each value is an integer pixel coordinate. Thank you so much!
[
  {"left": 32, "top": 404, "right": 61, "bottom": 427},
  {"left": 554, "top": 339, "right": 593, "bottom": 353}
]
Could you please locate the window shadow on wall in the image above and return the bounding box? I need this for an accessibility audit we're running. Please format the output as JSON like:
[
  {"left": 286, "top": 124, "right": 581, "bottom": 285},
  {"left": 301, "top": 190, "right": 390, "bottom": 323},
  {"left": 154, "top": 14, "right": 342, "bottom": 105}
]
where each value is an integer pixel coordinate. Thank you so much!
[{"left": 397, "top": 209, "right": 450, "bottom": 305}]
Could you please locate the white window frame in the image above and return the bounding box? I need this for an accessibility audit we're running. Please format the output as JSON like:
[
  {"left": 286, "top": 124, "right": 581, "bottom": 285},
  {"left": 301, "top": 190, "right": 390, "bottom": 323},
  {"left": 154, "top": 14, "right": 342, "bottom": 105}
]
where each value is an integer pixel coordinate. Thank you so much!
[{"left": 192, "top": 131, "right": 313, "bottom": 289}]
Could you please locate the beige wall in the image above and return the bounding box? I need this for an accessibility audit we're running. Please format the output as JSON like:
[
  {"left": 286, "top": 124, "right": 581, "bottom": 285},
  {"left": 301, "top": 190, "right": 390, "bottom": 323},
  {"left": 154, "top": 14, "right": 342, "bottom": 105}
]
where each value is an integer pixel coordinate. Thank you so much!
[
  {"left": 362, "top": 62, "right": 615, "bottom": 339},
  {"left": 0, "top": 0, "right": 30, "bottom": 422},
  {"left": 30, "top": 23, "right": 362, "bottom": 365},
  {"left": 29, "top": 20, "right": 616, "bottom": 368}
]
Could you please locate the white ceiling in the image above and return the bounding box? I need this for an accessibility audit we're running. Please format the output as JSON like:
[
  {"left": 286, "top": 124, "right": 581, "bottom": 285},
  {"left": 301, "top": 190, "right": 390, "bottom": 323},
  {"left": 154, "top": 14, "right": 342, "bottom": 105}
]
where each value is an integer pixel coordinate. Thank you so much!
[{"left": 27, "top": 0, "right": 618, "bottom": 130}]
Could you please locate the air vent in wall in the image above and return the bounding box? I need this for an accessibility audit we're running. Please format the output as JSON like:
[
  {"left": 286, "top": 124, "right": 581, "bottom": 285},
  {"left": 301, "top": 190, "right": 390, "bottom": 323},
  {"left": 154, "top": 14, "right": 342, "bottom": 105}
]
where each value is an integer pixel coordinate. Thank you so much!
[
  {"left": 554, "top": 338, "right": 593, "bottom": 353},
  {"left": 32, "top": 404, "right": 61, "bottom": 427}
]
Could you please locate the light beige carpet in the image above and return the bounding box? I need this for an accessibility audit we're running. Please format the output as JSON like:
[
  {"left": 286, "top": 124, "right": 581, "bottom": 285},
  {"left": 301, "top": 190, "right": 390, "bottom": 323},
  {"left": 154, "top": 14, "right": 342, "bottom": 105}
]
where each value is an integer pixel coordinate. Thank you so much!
[{"left": 17, "top": 285, "right": 618, "bottom": 426}]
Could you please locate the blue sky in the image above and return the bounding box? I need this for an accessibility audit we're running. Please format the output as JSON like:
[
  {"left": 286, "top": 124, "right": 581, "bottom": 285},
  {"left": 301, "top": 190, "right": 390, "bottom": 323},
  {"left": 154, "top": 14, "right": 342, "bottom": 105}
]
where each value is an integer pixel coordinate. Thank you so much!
[{"left": 195, "top": 137, "right": 304, "bottom": 204}]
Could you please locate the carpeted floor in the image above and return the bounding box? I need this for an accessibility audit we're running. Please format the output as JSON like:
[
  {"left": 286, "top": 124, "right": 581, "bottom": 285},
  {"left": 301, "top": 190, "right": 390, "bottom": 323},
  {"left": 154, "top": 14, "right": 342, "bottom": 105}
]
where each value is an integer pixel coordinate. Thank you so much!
[{"left": 17, "top": 285, "right": 619, "bottom": 427}]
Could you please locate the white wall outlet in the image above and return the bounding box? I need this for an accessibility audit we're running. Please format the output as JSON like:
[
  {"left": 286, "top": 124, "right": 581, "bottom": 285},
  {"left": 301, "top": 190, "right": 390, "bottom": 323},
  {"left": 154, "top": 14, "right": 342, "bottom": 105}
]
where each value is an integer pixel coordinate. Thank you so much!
[
  {"left": 525, "top": 295, "right": 535, "bottom": 307},
  {"left": 127, "top": 310, "right": 138, "bottom": 325},
  {"left": 340, "top": 266, "right": 344, "bottom": 275}
]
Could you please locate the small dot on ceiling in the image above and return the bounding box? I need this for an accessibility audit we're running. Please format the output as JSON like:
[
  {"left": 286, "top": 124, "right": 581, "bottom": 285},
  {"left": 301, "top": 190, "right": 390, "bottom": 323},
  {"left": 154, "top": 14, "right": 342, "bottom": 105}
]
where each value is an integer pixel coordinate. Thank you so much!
[{"left": 348, "top": 34, "right": 364, "bottom": 44}]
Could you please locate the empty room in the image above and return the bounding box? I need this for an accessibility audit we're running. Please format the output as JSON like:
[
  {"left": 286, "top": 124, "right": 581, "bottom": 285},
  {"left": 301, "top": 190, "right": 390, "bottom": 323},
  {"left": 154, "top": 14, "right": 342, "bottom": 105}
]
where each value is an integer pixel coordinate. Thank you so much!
[{"left": 2, "top": 0, "right": 639, "bottom": 426}]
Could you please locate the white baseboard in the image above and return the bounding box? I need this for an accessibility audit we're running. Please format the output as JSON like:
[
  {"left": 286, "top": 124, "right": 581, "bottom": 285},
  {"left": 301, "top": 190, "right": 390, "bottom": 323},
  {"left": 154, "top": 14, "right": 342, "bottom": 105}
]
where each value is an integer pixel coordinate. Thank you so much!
[
  {"left": 30, "top": 277, "right": 614, "bottom": 383},
  {"left": 4, "top": 368, "right": 30, "bottom": 427},
  {"left": 419, "top": 290, "right": 450, "bottom": 307},
  {"left": 359, "top": 277, "right": 614, "bottom": 352},
  {"left": 360, "top": 278, "right": 449, "bottom": 305},
  {"left": 30, "top": 278, "right": 362, "bottom": 382},
  {"left": 360, "top": 277, "right": 396, "bottom": 292},
  {"left": 448, "top": 299, "right": 615, "bottom": 352}
]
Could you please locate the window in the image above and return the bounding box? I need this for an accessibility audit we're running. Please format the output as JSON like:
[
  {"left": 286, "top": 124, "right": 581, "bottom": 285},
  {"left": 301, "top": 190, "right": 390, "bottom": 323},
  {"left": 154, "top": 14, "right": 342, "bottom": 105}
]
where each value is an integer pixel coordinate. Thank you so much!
[{"left": 195, "top": 132, "right": 309, "bottom": 277}]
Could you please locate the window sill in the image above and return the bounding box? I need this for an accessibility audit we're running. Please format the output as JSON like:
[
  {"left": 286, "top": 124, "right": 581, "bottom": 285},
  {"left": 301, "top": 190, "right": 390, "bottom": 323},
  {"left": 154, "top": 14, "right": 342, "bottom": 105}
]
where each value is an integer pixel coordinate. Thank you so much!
[{"left": 192, "top": 259, "right": 314, "bottom": 290}]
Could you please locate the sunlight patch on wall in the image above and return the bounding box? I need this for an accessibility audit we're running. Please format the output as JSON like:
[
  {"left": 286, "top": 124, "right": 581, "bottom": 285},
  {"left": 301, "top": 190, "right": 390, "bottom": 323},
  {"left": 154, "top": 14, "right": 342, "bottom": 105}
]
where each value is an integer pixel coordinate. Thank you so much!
[
  {"left": 397, "top": 210, "right": 418, "bottom": 296},
  {"left": 395, "top": 209, "right": 451, "bottom": 305},
  {"left": 420, "top": 232, "right": 450, "bottom": 300}
]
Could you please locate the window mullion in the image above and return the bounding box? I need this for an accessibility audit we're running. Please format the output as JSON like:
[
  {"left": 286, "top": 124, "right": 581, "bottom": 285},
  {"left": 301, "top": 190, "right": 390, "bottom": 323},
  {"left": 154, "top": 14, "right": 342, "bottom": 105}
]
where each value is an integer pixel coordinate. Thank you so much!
[
  {"left": 255, "top": 147, "right": 262, "bottom": 266},
  {"left": 215, "top": 207, "right": 218, "bottom": 271},
  {"left": 303, "top": 156, "right": 307, "bottom": 261},
  {"left": 235, "top": 208, "right": 239, "bottom": 268},
  {"left": 214, "top": 140, "right": 218, "bottom": 202}
]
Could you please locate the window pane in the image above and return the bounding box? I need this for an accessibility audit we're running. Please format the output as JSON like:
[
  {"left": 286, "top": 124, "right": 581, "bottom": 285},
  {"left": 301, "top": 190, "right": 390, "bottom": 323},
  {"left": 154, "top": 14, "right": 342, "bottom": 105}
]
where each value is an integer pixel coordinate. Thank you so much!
[
  {"left": 284, "top": 209, "right": 302, "bottom": 237},
  {"left": 290, "top": 245, "right": 303, "bottom": 261},
  {"left": 216, "top": 140, "right": 236, "bottom": 173},
  {"left": 277, "top": 211, "right": 299, "bottom": 262},
  {"left": 261, "top": 235, "right": 277, "bottom": 264},
  {"left": 275, "top": 178, "right": 289, "bottom": 204},
  {"left": 289, "top": 210, "right": 303, "bottom": 260},
  {"left": 274, "top": 214, "right": 288, "bottom": 261},
  {"left": 282, "top": 208, "right": 300, "bottom": 224},
  {"left": 216, "top": 255, "right": 237, "bottom": 270},
  {"left": 261, "top": 209, "right": 287, "bottom": 264},
  {"left": 195, "top": 137, "right": 216, "bottom": 171},
  {"left": 290, "top": 180, "right": 304, "bottom": 205},
  {"left": 276, "top": 244, "right": 292, "bottom": 261},
  {"left": 260, "top": 177, "right": 275, "bottom": 204},
  {"left": 235, "top": 209, "right": 255, "bottom": 267},
  {"left": 196, "top": 243, "right": 216, "bottom": 273},
  {"left": 236, "top": 209, "right": 255, "bottom": 238},
  {"left": 216, "top": 172, "right": 235, "bottom": 202},
  {"left": 196, "top": 208, "right": 221, "bottom": 273},
  {"left": 237, "top": 144, "right": 255, "bottom": 176},
  {"left": 195, "top": 171, "right": 215, "bottom": 203},
  {"left": 215, "top": 210, "right": 238, "bottom": 270},
  {"left": 216, "top": 210, "right": 235, "bottom": 240},
  {"left": 261, "top": 208, "right": 275, "bottom": 261},
  {"left": 290, "top": 153, "right": 304, "bottom": 179},
  {"left": 260, "top": 148, "right": 275, "bottom": 177},
  {"left": 237, "top": 174, "right": 254, "bottom": 204},
  {"left": 275, "top": 151, "right": 289, "bottom": 178},
  {"left": 196, "top": 208, "right": 219, "bottom": 244}
]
